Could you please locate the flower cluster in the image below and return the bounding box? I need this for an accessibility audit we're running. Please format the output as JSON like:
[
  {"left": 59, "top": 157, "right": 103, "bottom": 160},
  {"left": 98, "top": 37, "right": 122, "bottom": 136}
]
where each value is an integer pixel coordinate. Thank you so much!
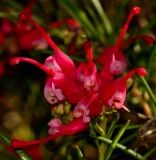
[
  {"left": 9, "top": 3, "right": 154, "bottom": 157},
  {"left": 0, "top": 1, "right": 47, "bottom": 52}
]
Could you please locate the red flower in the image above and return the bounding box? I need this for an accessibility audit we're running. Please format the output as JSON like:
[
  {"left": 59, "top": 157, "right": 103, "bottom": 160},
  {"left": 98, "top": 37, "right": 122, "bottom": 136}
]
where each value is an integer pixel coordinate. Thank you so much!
[
  {"left": 101, "top": 68, "right": 147, "bottom": 109},
  {"left": 9, "top": 5, "right": 150, "bottom": 152},
  {"left": 15, "top": 0, "right": 47, "bottom": 51},
  {"left": 98, "top": 7, "right": 154, "bottom": 78}
]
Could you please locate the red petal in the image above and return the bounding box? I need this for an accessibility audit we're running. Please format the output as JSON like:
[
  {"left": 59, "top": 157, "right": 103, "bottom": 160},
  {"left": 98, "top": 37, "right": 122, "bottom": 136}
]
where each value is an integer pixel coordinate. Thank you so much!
[{"left": 53, "top": 73, "right": 85, "bottom": 103}]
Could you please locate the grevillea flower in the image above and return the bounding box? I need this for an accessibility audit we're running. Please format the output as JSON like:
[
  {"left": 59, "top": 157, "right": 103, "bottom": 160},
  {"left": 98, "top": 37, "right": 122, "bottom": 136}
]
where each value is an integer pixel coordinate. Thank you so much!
[
  {"left": 12, "top": 1, "right": 80, "bottom": 103},
  {"left": 98, "top": 35, "right": 155, "bottom": 67},
  {"left": 15, "top": 0, "right": 48, "bottom": 51},
  {"left": 98, "top": 7, "right": 154, "bottom": 78},
  {"left": 101, "top": 68, "right": 147, "bottom": 109},
  {"left": 9, "top": 5, "right": 150, "bottom": 153}
]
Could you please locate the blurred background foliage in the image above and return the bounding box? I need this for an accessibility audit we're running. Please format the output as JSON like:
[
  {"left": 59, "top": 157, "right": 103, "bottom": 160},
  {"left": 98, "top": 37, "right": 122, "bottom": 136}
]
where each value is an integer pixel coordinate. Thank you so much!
[{"left": 0, "top": 0, "right": 156, "bottom": 159}]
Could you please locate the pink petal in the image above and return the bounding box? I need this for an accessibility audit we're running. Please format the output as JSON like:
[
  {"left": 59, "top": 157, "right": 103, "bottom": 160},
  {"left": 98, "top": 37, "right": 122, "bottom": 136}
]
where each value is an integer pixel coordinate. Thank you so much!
[
  {"left": 48, "top": 118, "right": 62, "bottom": 135},
  {"left": 44, "top": 56, "right": 62, "bottom": 73},
  {"left": 44, "top": 77, "right": 65, "bottom": 104}
]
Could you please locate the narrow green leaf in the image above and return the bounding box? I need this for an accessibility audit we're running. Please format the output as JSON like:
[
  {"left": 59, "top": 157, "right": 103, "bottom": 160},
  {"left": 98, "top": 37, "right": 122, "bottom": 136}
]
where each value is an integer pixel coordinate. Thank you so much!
[
  {"left": 106, "top": 112, "right": 120, "bottom": 139},
  {"left": 144, "top": 146, "right": 156, "bottom": 159},
  {"left": 90, "top": 135, "right": 145, "bottom": 160},
  {"left": 105, "top": 120, "right": 130, "bottom": 160},
  {"left": 17, "top": 150, "right": 32, "bottom": 160},
  {"left": 91, "top": 0, "right": 112, "bottom": 34},
  {"left": 120, "top": 132, "right": 137, "bottom": 144},
  {"left": 115, "top": 124, "right": 142, "bottom": 130},
  {"left": 59, "top": 0, "right": 98, "bottom": 38},
  {"left": 85, "top": 5, "right": 105, "bottom": 42},
  {"left": 148, "top": 46, "right": 156, "bottom": 76},
  {"left": 75, "top": 145, "right": 85, "bottom": 160},
  {"left": 140, "top": 76, "right": 156, "bottom": 117},
  {"left": 0, "top": 133, "right": 11, "bottom": 145}
]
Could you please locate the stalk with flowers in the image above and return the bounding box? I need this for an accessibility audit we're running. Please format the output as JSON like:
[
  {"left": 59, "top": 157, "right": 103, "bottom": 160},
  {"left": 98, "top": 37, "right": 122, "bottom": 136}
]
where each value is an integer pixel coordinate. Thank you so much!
[{"left": 0, "top": 0, "right": 156, "bottom": 160}]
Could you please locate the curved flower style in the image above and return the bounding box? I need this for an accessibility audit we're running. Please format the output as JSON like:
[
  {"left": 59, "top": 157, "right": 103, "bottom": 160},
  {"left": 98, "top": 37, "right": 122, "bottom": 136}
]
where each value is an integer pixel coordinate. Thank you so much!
[
  {"left": 98, "top": 7, "right": 154, "bottom": 79},
  {"left": 9, "top": 5, "right": 152, "bottom": 153},
  {"left": 99, "top": 7, "right": 140, "bottom": 77}
]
